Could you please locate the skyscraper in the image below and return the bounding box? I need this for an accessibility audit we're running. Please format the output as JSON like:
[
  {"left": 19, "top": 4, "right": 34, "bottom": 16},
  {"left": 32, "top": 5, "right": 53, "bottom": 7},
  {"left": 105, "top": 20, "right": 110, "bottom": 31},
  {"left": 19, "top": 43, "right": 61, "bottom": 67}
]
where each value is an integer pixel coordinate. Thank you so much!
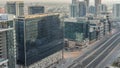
[
  {"left": 95, "top": 0, "right": 101, "bottom": 15},
  {"left": 84, "top": 0, "right": 89, "bottom": 7},
  {"left": 70, "top": 4, "right": 78, "bottom": 17},
  {"left": 70, "top": 0, "right": 79, "bottom": 17},
  {"left": 84, "top": 0, "right": 89, "bottom": 13},
  {"left": 0, "top": 14, "right": 16, "bottom": 68},
  {"left": 6, "top": 1, "right": 24, "bottom": 17},
  {"left": 89, "top": 6, "right": 96, "bottom": 14},
  {"left": 72, "top": 0, "right": 79, "bottom": 4},
  {"left": 113, "top": 4, "right": 120, "bottom": 21},
  {"left": 78, "top": 1, "right": 87, "bottom": 17},
  {"left": 98, "top": 4, "right": 107, "bottom": 13},
  {"left": 70, "top": 0, "right": 87, "bottom": 17},
  {"left": 15, "top": 13, "right": 64, "bottom": 68},
  {"left": 28, "top": 6, "right": 45, "bottom": 14}
]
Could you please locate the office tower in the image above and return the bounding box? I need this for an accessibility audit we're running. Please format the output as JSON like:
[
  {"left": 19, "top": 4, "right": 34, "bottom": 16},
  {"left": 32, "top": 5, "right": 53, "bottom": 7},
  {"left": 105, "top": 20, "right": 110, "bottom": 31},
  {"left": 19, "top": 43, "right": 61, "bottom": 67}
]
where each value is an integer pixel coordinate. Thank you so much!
[
  {"left": 72, "top": 0, "right": 79, "bottom": 4},
  {"left": 89, "top": 6, "right": 96, "bottom": 14},
  {"left": 28, "top": 6, "right": 45, "bottom": 14},
  {"left": 64, "top": 18, "right": 89, "bottom": 42},
  {"left": 15, "top": 13, "right": 64, "bottom": 68},
  {"left": 0, "top": 14, "right": 16, "bottom": 68},
  {"left": 70, "top": 0, "right": 87, "bottom": 17},
  {"left": 6, "top": 1, "right": 24, "bottom": 17},
  {"left": 113, "top": 4, "right": 120, "bottom": 20},
  {"left": 78, "top": 1, "right": 87, "bottom": 17},
  {"left": 70, "top": 4, "right": 78, "bottom": 17},
  {"left": 70, "top": 0, "right": 79, "bottom": 17},
  {"left": 95, "top": 0, "right": 101, "bottom": 14},
  {"left": 84, "top": 0, "right": 89, "bottom": 7},
  {"left": 84, "top": 0, "right": 89, "bottom": 13},
  {"left": 98, "top": 4, "right": 107, "bottom": 13}
]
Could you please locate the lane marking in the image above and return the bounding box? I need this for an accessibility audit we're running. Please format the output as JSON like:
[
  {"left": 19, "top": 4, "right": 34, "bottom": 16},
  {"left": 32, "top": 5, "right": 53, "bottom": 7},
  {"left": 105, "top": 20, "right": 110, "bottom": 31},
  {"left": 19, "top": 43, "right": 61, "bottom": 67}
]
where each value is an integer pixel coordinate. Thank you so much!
[
  {"left": 85, "top": 36, "right": 120, "bottom": 68},
  {"left": 96, "top": 43, "right": 120, "bottom": 68},
  {"left": 70, "top": 32, "right": 120, "bottom": 68}
]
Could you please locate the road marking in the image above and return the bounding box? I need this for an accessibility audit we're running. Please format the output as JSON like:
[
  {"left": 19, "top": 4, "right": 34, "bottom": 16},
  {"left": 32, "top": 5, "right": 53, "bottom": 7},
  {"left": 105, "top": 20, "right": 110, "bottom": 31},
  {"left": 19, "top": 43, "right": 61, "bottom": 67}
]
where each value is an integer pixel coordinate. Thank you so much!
[
  {"left": 85, "top": 36, "right": 120, "bottom": 68},
  {"left": 81, "top": 32, "right": 120, "bottom": 62},
  {"left": 96, "top": 43, "right": 120, "bottom": 68},
  {"left": 70, "top": 32, "right": 120, "bottom": 68}
]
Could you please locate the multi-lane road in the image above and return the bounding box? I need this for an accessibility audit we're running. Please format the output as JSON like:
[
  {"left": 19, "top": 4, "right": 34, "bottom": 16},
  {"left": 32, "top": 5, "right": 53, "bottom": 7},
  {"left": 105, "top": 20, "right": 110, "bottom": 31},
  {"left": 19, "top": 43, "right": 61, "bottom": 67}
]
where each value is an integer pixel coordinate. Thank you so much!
[{"left": 69, "top": 31, "right": 120, "bottom": 68}]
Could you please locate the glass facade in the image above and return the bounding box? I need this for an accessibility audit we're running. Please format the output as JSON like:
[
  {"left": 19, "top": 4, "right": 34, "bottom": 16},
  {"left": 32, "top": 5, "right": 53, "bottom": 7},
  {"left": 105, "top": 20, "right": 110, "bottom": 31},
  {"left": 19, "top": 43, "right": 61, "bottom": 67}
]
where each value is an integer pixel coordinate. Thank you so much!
[
  {"left": 6, "top": 3, "right": 16, "bottom": 15},
  {"left": 16, "top": 14, "right": 64, "bottom": 66},
  {"left": 6, "top": 30, "right": 16, "bottom": 68},
  {"left": 64, "top": 21, "right": 89, "bottom": 42},
  {"left": 78, "top": 2, "right": 86, "bottom": 17},
  {"left": 6, "top": 1, "right": 24, "bottom": 16},
  {"left": 19, "top": 3, "right": 24, "bottom": 16},
  {"left": 28, "top": 6, "right": 44, "bottom": 14}
]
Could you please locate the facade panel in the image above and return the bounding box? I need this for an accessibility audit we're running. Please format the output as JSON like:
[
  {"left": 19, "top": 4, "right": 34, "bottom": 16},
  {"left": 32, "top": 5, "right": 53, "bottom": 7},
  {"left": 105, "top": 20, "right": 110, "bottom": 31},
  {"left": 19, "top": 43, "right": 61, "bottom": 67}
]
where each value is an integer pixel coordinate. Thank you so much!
[{"left": 16, "top": 14, "right": 64, "bottom": 67}]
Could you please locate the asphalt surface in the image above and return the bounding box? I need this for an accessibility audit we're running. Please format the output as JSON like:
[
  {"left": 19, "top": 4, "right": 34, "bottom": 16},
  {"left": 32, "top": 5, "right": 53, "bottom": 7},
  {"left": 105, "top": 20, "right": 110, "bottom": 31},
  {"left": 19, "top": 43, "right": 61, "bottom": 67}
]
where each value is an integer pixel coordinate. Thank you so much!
[
  {"left": 85, "top": 36, "right": 120, "bottom": 68},
  {"left": 69, "top": 30, "right": 120, "bottom": 68}
]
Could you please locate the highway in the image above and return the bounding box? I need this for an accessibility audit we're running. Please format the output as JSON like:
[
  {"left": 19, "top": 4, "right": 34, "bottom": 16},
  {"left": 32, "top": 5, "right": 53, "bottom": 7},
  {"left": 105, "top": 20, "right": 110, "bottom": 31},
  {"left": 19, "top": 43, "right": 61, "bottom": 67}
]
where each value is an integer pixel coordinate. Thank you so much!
[{"left": 69, "top": 31, "right": 120, "bottom": 68}]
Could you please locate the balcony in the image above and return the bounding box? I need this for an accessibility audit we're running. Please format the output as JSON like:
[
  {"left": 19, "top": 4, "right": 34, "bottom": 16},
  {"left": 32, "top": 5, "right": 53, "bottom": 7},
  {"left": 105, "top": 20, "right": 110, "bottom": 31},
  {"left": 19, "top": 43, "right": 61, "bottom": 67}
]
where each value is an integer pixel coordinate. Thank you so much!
[{"left": 0, "top": 28, "right": 13, "bottom": 32}]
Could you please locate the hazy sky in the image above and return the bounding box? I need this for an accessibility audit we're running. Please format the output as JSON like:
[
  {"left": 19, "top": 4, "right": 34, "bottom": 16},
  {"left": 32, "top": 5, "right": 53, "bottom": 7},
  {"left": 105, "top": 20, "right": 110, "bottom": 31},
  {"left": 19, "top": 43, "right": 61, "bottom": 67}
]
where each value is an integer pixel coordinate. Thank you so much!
[{"left": 1, "top": 0, "right": 120, "bottom": 5}]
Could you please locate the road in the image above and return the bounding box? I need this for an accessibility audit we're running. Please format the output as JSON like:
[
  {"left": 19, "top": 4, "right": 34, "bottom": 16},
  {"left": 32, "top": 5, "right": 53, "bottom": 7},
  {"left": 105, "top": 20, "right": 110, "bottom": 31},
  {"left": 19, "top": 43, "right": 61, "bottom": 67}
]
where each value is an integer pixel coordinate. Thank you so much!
[{"left": 69, "top": 30, "right": 120, "bottom": 68}]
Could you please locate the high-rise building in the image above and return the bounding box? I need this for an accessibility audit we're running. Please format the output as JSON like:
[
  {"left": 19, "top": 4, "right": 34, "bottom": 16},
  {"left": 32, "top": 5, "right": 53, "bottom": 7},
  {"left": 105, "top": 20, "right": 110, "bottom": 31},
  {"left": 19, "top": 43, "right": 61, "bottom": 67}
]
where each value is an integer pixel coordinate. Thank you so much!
[
  {"left": 72, "top": 0, "right": 79, "bottom": 4},
  {"left": 78, "top": 1, "right": 87, "bottom": 17},
  {"left": 84, "top": 0, "right": 89, "bottom": 13},
  {"left": 70, "top": 0, "right": 79, "bottom": 17},
  {"left": 84, "top": 0, "right": 89, "bottom": 7},
  {"left": 98, "top": 4, "right": 107, "bottom": 13},
  {"left": 70, "top": 0, "right": 87, "bottom": 17},
  {"left": 28, "top": 6, "right": 45, "bottom": 14},
  {"left": 70, "top": 4, "right": 78, "bottom": 17},
  {"left": 0, "top": 14, "right": 16, "bottom": 68},
  {"left": 15, "top": 13, "right": 64, "bottom": 68},
  {"left": 89, "top": 6, "right": 96, "bottom": 14},
  {"left": 95, "top": 0, "right": 101, "bottom": 15},
  {"left": 6, "top": 1, "right": 24, "bottom": 17},
  {"left": 113, "top": 4, "right": 120, "bottom": 21}
]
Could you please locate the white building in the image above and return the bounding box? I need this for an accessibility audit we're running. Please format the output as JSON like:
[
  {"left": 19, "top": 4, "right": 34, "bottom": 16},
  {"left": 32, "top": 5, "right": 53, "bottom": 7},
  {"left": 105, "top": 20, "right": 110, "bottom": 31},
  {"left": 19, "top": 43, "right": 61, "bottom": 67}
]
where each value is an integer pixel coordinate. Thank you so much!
[
  {"left": 0, "top": 14, "right": 16, "bottom": 68},
  {"left": 113, "top": 4, "right": 120, "bottom": 21}
]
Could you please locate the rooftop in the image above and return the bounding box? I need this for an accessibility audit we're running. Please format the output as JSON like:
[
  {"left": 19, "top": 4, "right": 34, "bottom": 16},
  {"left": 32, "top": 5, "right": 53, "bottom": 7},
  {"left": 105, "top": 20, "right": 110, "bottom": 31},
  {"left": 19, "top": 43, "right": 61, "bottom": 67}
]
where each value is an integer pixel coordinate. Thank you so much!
[
  {"left": 64, "top": 17, "right": 88, "bottom": 22},
  {"left": 28, "top": 5, "right": 44, "bottom": 7},
  {"left": 18, "top": 13, "right": 59, "bottom": 19}
]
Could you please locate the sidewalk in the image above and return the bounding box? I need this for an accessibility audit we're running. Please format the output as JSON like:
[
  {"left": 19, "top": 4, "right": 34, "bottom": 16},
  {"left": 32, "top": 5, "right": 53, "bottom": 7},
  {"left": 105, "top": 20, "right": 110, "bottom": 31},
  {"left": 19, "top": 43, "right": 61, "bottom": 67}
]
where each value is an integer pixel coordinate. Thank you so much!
[{"left": 52, "top": 29, "right": 117, "bottom": 68}]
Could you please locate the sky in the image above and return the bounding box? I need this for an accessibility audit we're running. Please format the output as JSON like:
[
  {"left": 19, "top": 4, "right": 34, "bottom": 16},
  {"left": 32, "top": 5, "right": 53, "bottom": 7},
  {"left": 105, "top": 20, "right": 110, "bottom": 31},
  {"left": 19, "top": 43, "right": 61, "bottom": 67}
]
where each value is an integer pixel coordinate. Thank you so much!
[{"left": 0, "top": 0, "right": 120, "bottom": 5}]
